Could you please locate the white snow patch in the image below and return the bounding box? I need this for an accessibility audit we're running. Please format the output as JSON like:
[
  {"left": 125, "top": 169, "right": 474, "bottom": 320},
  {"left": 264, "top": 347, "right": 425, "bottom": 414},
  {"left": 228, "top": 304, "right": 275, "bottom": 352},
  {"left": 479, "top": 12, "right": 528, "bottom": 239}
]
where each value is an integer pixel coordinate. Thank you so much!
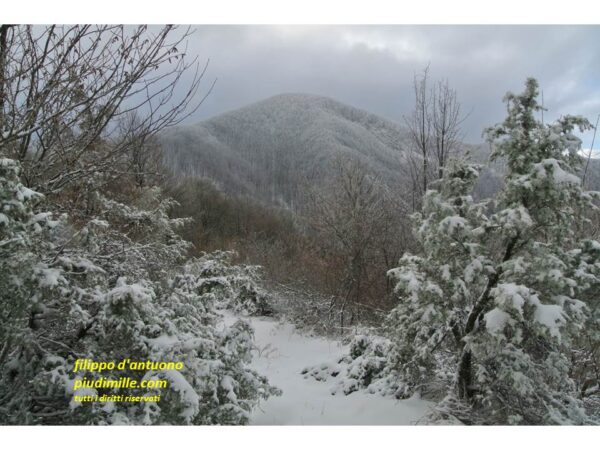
[
  {"left": 162, "top": 369, "right": 200, "bottom": 421},
  {"left": 147, "top": 334, "right": 179, "bottom": 350},
  {"left": 493, "top": 282, "right": 528, "bottom": 313},
  {"left": 36, "top": 267, "right": 64, "bottom": 288},
  {"left": 221, "top": 375, "right": 238, "bottom": 402},
  {"left": 440, "top": 216, "right": 468, "bottom": 234},
  {"left": 221, "top": 312, "right": 433, "bottom": 425},
  {"left": 484, "top": 308, "right": 512, "bottom": 334},
  {"left": 533, "top": 304, "right": 565, "bottom": 338},
  {"left": 533, "top": 158, "right": 580, "bottom": 185},
  {"left": 106, "top": 278, "right": 154, "bottom": 304}
]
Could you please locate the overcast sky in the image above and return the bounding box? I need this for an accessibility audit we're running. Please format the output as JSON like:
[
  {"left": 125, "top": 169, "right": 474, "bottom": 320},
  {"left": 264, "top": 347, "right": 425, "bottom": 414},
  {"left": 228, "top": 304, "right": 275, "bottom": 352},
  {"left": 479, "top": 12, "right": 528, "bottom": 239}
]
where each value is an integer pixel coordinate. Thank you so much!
[{"left": 180, "top": 25, "right": 600, "bottom": 147}]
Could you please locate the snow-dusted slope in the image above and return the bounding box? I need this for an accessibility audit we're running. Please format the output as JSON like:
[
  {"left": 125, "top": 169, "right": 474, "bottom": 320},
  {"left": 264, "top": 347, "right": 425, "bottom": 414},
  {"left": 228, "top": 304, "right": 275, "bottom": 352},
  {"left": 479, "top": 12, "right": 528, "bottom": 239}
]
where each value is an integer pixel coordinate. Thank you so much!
[
  {"left": 160, "top": 94, "right": 600, "bottom": 209},
  {"left": 221, "top": 312, "right": 433, "bottom": 425},
  {"left": 161, "top": 94, "right": 411, "bottom": 209}
]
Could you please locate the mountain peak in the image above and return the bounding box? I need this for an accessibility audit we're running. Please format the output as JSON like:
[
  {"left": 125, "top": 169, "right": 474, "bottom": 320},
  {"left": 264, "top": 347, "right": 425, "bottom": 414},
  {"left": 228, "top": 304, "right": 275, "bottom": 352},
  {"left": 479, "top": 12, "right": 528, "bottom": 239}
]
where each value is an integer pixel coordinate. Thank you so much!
[{"left": 160, "top": 95, "right": 410, "bottom": 209}]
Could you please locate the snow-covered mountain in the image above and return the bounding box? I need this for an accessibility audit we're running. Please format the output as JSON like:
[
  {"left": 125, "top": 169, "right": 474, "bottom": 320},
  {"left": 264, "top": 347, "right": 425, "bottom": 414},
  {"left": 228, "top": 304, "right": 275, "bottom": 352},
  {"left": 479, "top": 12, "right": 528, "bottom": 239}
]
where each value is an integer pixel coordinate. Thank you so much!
[
  {"left": 160, "top": 93, "right": 412, "bottom": 209},
  {"left": 160, "top": 93, "right": 600, "bottom": 210}
]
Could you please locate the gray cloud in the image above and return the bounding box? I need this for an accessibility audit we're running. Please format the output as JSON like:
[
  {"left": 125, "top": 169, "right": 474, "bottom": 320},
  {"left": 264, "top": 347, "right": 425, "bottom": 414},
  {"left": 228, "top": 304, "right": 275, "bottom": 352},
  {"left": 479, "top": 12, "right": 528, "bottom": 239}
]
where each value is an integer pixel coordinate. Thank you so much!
[{"left": 179, "top": 25, "right": 600, "bottom": 146}]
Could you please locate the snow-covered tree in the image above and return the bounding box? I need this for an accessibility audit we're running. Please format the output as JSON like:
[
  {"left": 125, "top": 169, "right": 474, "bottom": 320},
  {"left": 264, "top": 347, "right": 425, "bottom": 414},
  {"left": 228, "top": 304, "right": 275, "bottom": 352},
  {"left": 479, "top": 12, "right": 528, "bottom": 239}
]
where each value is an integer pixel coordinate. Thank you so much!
[
  {"left": 0, "top": 158, "right": 60, "bottom": 383},
  {"left": 385, "top": 78, "right": 599, "bottom": 424},
  {"left": 385, "top": 158, "right": 491, "bottom": 400},
  {"left": 0, "top": 158, "right": 279, "bottom": 425},
  {"left": 461, "top": 78, "right": 598, "bottom": 424}
]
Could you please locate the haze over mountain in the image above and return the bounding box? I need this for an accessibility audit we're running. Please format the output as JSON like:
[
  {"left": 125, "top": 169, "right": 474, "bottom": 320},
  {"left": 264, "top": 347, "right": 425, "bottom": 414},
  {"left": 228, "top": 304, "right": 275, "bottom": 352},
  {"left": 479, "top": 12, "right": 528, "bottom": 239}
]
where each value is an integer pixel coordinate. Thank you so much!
[
  {"left": 160, "top": 93, "right": 598, "bottom": 210},
  {"left": 160, "top": 93, "right": 416, "bottom": 209}
]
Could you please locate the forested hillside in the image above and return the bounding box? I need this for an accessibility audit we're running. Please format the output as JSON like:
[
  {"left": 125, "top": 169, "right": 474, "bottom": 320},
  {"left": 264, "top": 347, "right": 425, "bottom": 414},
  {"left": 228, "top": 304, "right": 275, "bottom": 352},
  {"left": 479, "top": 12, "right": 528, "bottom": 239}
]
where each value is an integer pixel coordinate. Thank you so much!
[
  {"left": 161, "top": 93, "right": 412, "bottom": 210},
  {"left": 161, "top": 92, "right": 600, "bottom": 211}
]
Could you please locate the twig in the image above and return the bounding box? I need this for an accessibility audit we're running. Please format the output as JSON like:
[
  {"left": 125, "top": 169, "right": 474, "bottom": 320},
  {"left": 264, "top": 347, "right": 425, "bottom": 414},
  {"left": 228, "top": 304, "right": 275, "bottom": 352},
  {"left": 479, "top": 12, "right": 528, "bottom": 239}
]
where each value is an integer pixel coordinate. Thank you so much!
[{"left": 582, "top": 113, "right": 600, "bottom": 189}]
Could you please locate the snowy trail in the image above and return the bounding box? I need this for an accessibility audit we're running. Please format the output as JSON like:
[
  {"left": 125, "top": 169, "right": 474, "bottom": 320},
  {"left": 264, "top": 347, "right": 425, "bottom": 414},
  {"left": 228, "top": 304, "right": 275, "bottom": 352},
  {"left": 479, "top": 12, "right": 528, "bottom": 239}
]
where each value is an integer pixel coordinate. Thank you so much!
[{"left": 222, "top": 312, "right": 433, "bottom": 425}]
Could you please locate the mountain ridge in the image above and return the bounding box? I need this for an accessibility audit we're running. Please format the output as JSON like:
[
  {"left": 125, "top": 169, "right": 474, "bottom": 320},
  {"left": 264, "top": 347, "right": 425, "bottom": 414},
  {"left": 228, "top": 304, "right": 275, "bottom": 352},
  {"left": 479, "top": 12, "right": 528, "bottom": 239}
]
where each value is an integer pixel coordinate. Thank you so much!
[
  {"left": 160, "top": 93, "right": 416, "bottom": 209},
  {"left": 160, "top": 93, "right": 599, "bottom": 210}
]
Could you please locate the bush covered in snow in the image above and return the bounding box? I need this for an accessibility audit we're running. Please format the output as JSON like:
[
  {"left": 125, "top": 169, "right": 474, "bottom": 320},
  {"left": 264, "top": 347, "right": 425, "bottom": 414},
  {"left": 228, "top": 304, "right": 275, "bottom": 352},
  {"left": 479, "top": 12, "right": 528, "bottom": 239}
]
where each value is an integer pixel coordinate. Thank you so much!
[
  {"left": 302, "top": 333, "right": 397, "bottom": 396},
  {"left": 0, "top": 25, "right": 282, "bottom": 426},
  {"left": 0, "top": 158, "right": 279, "bottom": 425},
  {"left": 185, "top": 251, "right": 274, "bottom": 317}
]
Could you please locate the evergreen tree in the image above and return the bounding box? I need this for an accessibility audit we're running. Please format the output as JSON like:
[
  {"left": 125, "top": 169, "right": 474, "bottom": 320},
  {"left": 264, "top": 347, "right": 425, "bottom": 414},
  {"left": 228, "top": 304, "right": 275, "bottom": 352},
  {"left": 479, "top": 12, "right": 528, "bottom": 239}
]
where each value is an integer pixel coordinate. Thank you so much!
[
  {"left": 386, "top": 78, "right": 599, "bottom": 424},
  {"left": 385, "top": 159, "right": 491, "bottom": 400}
]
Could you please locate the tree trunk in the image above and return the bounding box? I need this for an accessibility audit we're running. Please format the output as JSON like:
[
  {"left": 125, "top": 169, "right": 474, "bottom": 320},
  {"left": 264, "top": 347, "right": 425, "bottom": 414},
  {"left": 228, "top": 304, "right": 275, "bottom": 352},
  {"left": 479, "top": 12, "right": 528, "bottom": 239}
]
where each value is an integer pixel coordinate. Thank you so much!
[
  {"left": 457, "top": 350, "right": 472, "bottom": 399},
  {"left": 0, "top": 25, "right": 12, "bottom": 133},
  {"left": 423, "top": 157, "right": 428, "bottom": 193},
  {"left": 456, "top": 236, "right": 518, "bottom": 400}
]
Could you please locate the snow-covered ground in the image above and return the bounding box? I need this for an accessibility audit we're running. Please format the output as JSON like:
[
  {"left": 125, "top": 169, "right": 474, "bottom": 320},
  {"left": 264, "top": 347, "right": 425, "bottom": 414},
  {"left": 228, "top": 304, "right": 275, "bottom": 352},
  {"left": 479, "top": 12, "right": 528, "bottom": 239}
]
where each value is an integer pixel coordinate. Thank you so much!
[{"left": 222, "top": 312, "right": 433, "bottom": 425}]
